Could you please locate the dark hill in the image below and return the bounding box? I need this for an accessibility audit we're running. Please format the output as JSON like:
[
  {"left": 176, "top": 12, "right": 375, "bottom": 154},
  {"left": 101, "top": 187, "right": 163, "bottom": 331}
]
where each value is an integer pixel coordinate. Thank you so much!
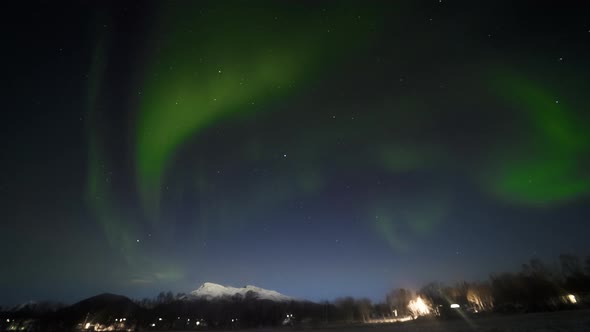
[{"left": 56, "top": 293, "right": 142, "bottom": 326}]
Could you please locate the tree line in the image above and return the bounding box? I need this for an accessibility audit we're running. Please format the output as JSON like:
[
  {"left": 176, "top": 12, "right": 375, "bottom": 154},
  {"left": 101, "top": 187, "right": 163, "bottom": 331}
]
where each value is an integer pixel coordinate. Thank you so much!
[{"left": 384, "top": 254, "right": 590, "bottom": 318}]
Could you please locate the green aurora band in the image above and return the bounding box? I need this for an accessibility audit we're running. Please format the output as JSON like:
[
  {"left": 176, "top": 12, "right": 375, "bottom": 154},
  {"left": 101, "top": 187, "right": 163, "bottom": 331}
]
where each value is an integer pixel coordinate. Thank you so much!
[
  {"left": 135, "top": 4, "right": 378, "bottom": 220},
  {"left": 484, "top": 69, "right": 590, "bottom": 205}
]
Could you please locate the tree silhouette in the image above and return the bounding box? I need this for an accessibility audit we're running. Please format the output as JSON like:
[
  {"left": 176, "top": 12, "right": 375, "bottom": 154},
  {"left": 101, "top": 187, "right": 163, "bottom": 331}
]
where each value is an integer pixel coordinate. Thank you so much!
[{"left": 386, "top": 288, "right": 412, "bottom": 316}]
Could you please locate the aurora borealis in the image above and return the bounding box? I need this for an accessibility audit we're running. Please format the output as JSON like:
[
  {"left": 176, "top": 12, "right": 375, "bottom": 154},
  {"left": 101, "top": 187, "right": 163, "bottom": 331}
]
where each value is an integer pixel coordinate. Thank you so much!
[{"left": 2, "top": 1, "right": 590, "bottom": 305}]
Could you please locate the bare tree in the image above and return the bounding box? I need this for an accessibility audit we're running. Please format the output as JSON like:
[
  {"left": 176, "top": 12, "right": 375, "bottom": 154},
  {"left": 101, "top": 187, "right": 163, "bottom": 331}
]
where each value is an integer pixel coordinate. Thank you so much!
[
  {"left": 466, "top": 282, "right": 494, "bottom": 312},
  {"left": 560, "top": 254, "right": 582, "bottom": 277},
  {"left": 356, "top": 298, "right": 372, "bottom": 322},
  {"left": 419, "top": 282, "right": 445, "bottom": 306},
  {"left": 334, "top": 297, "right": 355, "bottom": 322},
  {"left": 386, "top": 288, "right": 412, "bottom": 317}
]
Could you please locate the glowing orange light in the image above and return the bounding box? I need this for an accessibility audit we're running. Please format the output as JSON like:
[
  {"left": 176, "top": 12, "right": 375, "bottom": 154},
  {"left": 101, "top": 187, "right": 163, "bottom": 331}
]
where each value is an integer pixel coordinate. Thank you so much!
[{"left": 407, "top": 297, "right": 431, "bottom": 317}]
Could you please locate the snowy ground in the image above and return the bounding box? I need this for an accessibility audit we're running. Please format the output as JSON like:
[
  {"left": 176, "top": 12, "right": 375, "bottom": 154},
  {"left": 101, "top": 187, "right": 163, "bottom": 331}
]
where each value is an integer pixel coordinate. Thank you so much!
[
  {"left": 164, "top": 309, "right": 590, "bottom": 332},
  {"left": 355, "top": 310, "right": 590, "bottom": 332}
]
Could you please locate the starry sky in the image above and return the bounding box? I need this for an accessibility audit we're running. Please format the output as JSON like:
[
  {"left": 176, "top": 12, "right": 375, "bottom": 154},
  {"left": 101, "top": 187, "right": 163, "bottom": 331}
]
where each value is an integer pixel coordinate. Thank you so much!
[{"left": 2, "top": 1, "right": 590, "bottom": 305}]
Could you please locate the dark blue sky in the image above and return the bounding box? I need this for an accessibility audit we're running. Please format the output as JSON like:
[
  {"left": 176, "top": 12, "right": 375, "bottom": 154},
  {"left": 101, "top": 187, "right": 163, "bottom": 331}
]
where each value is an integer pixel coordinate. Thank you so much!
[{"left": 2, "top": 1, "right": 590, "bottom": 305}]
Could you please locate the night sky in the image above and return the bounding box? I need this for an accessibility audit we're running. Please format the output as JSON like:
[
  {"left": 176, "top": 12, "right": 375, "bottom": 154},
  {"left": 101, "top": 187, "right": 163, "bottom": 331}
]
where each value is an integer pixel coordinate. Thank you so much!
[{"left": 2, "top": 1, "right": 590, "bottom": 305}]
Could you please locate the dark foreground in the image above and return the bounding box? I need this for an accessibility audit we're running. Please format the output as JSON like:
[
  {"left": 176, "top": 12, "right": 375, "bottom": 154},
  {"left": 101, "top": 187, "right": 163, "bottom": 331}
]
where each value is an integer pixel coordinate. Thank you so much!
[
  {"left": 361, "top": 310, "right": 590, "bottom": 332},
  {"left": 173, "top": 310, "right": 590, "bottom": 332}
]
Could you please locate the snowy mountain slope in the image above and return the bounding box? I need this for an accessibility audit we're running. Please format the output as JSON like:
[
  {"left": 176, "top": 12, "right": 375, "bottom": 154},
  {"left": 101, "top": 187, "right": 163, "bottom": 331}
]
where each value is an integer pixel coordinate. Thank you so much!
[{"left": 188, "top": 282, "right": 293, "bottom": 302}]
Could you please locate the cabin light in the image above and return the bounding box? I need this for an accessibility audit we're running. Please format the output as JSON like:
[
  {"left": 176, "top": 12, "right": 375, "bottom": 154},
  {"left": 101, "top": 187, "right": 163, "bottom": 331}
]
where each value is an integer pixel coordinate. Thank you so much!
[
  {"left": 158, "top": 317, "right": 162, "bottom": 321},
  {"left": 567, "top": 294, "right": 577, "bottom": 304},
  {"left": 151, "top": 323, "right": 156, "bottom": 327},
  {"left": 85, "top": 322, "right": 91, "bottom": 329},
  {"left": 196, "top": 321, "right": 200, "bottom": 326},
  {"left": 6, "top": 319, "right": 10, "bottom": 322},
  {"left": 450, "top": 304, "right": 460, "bottom": 309}
]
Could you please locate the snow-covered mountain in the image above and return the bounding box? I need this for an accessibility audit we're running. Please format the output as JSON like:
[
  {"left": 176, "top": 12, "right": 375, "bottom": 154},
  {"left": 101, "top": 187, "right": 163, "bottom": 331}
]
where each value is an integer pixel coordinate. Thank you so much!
[{"left": 188, "top": 282, "right": 293, "bottom": 302}]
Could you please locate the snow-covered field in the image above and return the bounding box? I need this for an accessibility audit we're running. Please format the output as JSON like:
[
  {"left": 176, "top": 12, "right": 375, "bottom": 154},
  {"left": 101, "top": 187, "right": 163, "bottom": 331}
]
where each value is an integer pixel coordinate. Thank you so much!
[
  {"left": 168, "top": 309, "right": 590, "bottom": 332},
  {"left": 357, "top": 310, "right": 590, "bottom": 332}
]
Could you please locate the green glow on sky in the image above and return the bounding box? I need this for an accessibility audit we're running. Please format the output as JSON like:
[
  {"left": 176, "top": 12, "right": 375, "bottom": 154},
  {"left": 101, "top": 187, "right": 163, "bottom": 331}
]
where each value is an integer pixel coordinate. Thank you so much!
[
  {"left": 84, "top": 17, "right": 188, "bottom": 284},
  {"left": 135, "top": 3, "right": 377, "bottom": 219},
  {"left": 372, "top": 195, "right": 448, "bottom": 251},
  {"left": 374, "top": 212, "right": 408, "bottom": 251},
  {"left": 379, "top": 144, "right": 441, "bottom": 173},
  {"left": 85, "top": 25, "right": 136, "bottom": 256},
  {"left": 483, "top": 69, "right": 590, "bottom": 205},
  {"left": 137, "top": 59, "right": 303, "bottom": 218}
]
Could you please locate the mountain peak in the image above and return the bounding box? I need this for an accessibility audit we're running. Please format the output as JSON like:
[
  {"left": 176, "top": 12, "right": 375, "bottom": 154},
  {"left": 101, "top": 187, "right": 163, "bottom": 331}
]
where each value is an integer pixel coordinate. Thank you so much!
[{"left": 199, "top": 282, "right": 226, "bottom": 290}]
